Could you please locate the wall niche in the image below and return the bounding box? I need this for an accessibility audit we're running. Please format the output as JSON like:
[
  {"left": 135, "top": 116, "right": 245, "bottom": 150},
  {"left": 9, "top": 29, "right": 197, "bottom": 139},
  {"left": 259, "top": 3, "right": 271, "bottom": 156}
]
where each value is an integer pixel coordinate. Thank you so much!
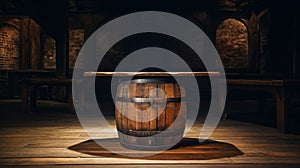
[{"left": 216, "top": 18, "right": 249, "bottom": 69}]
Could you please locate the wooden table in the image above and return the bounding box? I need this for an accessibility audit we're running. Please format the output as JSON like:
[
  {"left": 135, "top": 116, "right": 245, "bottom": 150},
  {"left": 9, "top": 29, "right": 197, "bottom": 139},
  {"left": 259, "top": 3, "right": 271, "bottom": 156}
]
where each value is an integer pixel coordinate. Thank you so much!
[
  {"left": 83, "top": 71, "right": 220, "bottom": 77},
  {"left": 227, "top": 79, "right": 300, "bottom": 133},
  {"left": 82, "top": 71, "right": 225, "bottom": 117},
  {"left": 82, "top": 71, "right": 223, "bottom": 103}
]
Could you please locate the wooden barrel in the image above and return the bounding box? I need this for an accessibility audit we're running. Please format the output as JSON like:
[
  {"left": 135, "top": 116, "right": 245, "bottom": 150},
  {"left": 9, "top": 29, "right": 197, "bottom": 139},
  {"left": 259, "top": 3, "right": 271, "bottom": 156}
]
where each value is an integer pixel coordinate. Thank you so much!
[{"left": 115, "top": 78, "right": 186, "bottom": 150}]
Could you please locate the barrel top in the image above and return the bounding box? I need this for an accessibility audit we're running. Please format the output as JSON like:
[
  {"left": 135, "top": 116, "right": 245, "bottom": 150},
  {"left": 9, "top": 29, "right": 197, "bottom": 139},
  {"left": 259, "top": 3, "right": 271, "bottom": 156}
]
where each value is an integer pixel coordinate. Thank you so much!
[{"left": 83, "top": 71, "right": 220, "bottom": 77}]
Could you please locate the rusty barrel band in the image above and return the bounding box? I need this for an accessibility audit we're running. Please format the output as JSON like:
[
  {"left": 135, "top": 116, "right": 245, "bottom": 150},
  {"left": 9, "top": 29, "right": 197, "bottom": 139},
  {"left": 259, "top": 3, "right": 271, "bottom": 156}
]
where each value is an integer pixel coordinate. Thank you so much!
[
  {"left": 118, "top": 128, "right": 184, "bottom": 137},
  {"left": 123, "top": 78, "right": 177, "bottom": 84}
]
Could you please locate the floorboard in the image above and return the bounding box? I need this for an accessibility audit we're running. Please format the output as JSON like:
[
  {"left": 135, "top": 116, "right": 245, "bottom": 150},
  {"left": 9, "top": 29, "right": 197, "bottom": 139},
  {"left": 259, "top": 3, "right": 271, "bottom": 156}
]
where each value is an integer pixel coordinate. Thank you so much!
[{"left": 0, "top": 99, "right": 300, "bottom": 167}]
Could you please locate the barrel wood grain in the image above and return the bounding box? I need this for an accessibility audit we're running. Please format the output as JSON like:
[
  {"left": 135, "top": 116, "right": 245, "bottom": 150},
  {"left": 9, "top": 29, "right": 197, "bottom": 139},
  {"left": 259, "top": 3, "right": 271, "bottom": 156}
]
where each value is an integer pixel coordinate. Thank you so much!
[{"left": 115, "top": 79, "right": 186, "bottom": 149}]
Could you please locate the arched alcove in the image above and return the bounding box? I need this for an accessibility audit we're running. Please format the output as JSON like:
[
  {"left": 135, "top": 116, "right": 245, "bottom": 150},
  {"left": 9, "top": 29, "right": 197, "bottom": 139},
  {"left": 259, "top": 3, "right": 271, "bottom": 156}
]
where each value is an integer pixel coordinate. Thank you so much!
[{"left": 216, "top": 18, "right": 249, "bottom": 68}]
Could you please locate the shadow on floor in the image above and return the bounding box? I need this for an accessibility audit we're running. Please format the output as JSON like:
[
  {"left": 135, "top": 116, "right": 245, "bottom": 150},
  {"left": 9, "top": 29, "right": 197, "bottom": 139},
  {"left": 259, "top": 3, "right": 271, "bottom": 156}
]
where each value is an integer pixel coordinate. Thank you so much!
[{"left": 69, "top": 137, "right": 243, "bottom": 160}]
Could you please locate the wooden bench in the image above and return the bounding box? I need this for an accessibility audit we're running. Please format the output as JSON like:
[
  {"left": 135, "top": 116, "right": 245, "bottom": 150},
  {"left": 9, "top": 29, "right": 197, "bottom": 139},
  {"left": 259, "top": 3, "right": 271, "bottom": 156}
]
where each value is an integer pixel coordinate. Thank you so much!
[
  {"left": 227, "top": 79, "right": 300, "bottom": 133},
  {"left": 8, "top": 70, "right": 56, "bottom": 98},
  {"left": 21, "top": 78, "right": 73, "bottom": 113}
]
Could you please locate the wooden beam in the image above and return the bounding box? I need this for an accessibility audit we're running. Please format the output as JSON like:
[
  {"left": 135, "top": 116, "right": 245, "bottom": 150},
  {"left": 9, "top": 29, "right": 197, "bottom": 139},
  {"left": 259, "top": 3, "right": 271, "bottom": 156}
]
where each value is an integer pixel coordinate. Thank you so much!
[
  {"left": 20, "top": 17, "right": 30, "bottom": 69},
  {"left": 55, "top": 0, "right": 69, "bottom": 79}
]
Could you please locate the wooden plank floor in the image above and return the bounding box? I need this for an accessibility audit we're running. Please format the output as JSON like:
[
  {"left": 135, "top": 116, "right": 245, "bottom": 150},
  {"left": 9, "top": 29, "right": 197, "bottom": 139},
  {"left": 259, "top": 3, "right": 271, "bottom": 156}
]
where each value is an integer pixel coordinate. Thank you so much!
[{"left": 0, "top": 99, "right": 300, "bottom": 167}]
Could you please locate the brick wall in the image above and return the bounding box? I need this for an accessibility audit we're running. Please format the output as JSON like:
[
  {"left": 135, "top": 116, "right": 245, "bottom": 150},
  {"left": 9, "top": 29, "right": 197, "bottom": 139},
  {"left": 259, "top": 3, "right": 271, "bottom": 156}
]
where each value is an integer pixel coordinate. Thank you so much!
[
  {"left": 216, "top": 18, "right": 249, "bottom": 68},
  {"left": 43, "top": 35, "right": 56, "bottom": 69},
  {"left": 0, "top": 20, "right": 21, "bottom": 70},
  {"left": 69, "top": 29, "right": 84, "bottom": 69},
  {"left": 43, "top": 29, "right": 84, "bottom": 69}
]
